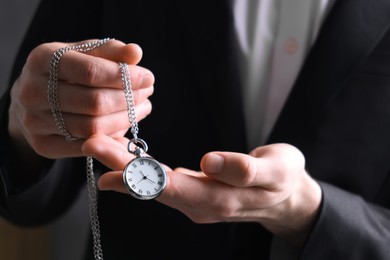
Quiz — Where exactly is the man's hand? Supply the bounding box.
[8,39,154,160]
[83,135,322,248]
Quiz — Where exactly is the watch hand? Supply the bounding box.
[145,177,155,184]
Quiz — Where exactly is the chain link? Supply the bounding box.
[47,38,113,260]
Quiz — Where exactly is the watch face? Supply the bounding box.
[123,157,167,200]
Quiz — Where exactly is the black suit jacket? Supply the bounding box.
[1,0,390,259]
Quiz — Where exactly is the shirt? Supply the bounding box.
[233,0,336,149]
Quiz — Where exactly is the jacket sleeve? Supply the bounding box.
[300,181,390,259]
[0,0,100,226]
[0,158,86,227]
[0,89,86,227]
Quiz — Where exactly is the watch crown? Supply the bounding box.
[134,146,144,157]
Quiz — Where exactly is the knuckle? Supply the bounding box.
[79,60,102,85]
[85,118,105,135]
[30,136,51,158]
[26,43,56,72]
[26,44,47,65]
[14,80,40,108]
[21,112,38,130]
[205,195,238,220]
[213,201,237,219]
[274,157,293,183]
[133,86,154,104]
[240,159,258,186]
[88,90,108,115]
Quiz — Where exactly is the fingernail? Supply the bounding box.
[205,154,224,173]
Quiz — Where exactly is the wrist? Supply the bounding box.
[261,172,322,248]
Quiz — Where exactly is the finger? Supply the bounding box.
[200,151,278,189]
[59,53,154,89]
[28,134,85,159]
[27,40,153,90]
[97,171,129,193]
[173,167,204,177]
[26,98,151,141]
[86,40,143,65]
[19,69,154,113]
[62,99,152,138]
[40,39,142,63]
[26,40,129,73]
[82,134,134,170]
[57,83,154,115]
[201,144,304,189]
[58,39,150,88]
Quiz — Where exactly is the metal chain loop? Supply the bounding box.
[119,62,139,140]
[48,38,112,142]
[86,156,104,260]
[48,39,149,260]
[47,38,113,260]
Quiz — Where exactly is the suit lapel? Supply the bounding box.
[268,0,390,144]
[174,1,248,151]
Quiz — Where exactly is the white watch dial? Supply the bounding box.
[123,157,167,200]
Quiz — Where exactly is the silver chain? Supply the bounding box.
[47,38,113,260]
[86,156,104,260]
[119,62,139,140]
[48,38,112,143]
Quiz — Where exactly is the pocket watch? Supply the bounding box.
[123,139,167,200]
[119,62,167,200]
